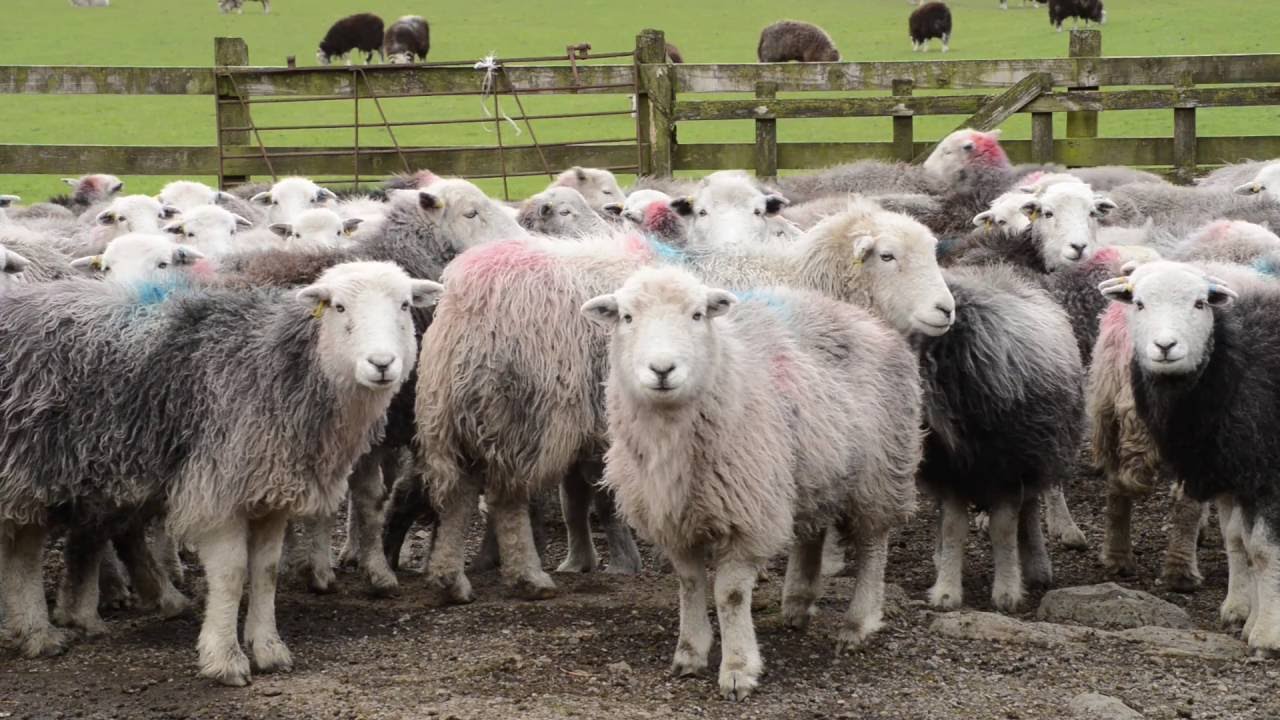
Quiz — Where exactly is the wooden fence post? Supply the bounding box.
[1173,71,1197,185]
[635,29,675,177]
[214,37,251,189]
[1031,112,1054,164]
[892,79,914,163]
[1066,29,1100,156]
[754,82,778,182]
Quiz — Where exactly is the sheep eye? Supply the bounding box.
[880,253,895,262]
[271,200,279,206]
[753,208,763,216]
[1135,300,1145,311]
[1195,299,1206,310]
[157,262,169,269]
[602,190,613,196]
[401,301,410,311]
[997,219,1007,226]
[187,232,195,239]
[1043,211,1054,219]
[697,209,708,217]
[559,209,572,216]
[692,311,703,321]
[622,313,633,324]
[102,267,111,274]
[334,303,346,313]
[464,209,479,219]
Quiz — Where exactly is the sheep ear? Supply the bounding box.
[232,214,254,229]
[539,203,554,217]
[172,246,205,266]
[581,294,620,326]
[409,279,445,308]
[1098,276,1134,303]
[164,222,185,236]
[268,223,292,239]
[1121,260,1141,277]
[1020,199,1043,220]
[973,210,995,228]
[96,210,118,226]
[316,188,338,203]
[108,181,124,195]
[0,195,20,208]
[342,218,363,235]
[297,284,332,312]
[70,255,103,274]
[852,234,876,264]
[215,191,238,205]
[705,289,737,318]
[670,197,694,217]
[573,166,588,182]
[1093,196,1118,218]
[1204,277,1238,307]
[62,178,78,188]
[160,205,181,220]
[1234,182,1262,196]
[987,129,1003,140]
[419,191,445,212]
[602,202,623,216]
[764,194,789,215]
[1,248,29,274]
[250,191,273,206]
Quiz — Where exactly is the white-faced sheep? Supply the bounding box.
[156,180,238,214]
[517,186,610,238]
[162,205,257,257]
[0,227,75,287]
[249,177,340,226]
[909,2,952,53]
[0,194,20,224]
[32,194,180,259]
[384,16,429,64]
[69,233,206,286]
[1048,0,1105,30]
[1229,162,1280,203]
[669,171,790,250]
[757,20,841,62]
[547,167,625,213]
[317,13,386,65]
[1196,161,1275,193]
[0,261,441,685]
[268,208,363,251]
[218,0,269,14]
[583,267,922,700]
[605,188,672,228]
[1099,260,1280,652]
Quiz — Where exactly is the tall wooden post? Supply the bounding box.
[1031,112,1054,164]
[214,37,251,189]
[892,79,915,163]
[1172,71,1197,185]
[1066,30,1100,158]
[635,29,675,177]
[754,82,778,182]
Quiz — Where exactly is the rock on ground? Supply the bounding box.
[1036,583,1192,630]
[929,611,1102,647]
[1069,692,1144,719]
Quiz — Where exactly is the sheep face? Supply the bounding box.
[583,267,735,407]
[157,180,235,214]
[1020,183,1116,270]
[1234,163,1280,203]
[73,233,205,285]
[63,174,124,205]
[1100,261,1237,376]
[269,208,359,250]
[165,205,252,257]
[387,52,414,65]
[518,187,600,237]
[974,191,1033,234]
[849,213,955,336]
[551,167,624,212]
[923,129,1007,182]
[671,172,788,249]
[0,244,30,288]
[297,261,443,390]
[415,179,528,250]
[96,195,180,237]
[250,177,338,225]
[0,194,18,225]
[614,189,672,226]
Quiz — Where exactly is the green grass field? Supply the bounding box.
[2,0,1279,202]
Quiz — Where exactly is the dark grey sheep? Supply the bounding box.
[910,2,952,52]
[317,13,385,65]
[1048,0,1105,31]
[384,15,429,64]
[757,20,840,63]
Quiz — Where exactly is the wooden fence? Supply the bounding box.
[2,29,1280,188]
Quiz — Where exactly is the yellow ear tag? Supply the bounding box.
[984,218,993,229]
[343,226,355,237]
[1029,210,1040,222]
[312,300,328,319]
[91,256,103,270]
[1123,282,1134,293]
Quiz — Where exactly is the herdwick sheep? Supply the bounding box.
[1069,166,1166,191]
[1048,0,1105,31]
[30,195,180,259]
[639,197,691,246]
[70,233,206,286]
[0,226,75,287]
[669,171,790,250]
[909,2,952,53]
[0,194,20,225]
[1231,163,1280,203]
[384,16,429,64]
[518,187,610,238]
[1100,260,1280,651]
[250,177,339,226]
[49,174,124,213]
[584,267,922,700]
[1103,182,1280,237]
[1197,161,1275,192]
[665,42,685,63]
[628,175,700,200]
[218,0,269,13]
[757,20,841,63]
[548,167,625,213]
[317,13,386,66]
[268,208,363,251]
[163,205,257,257]
[0,261,441,683]
[604,188,672,227]
[156,180,240,214]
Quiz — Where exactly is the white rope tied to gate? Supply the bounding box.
[474,53,522,135]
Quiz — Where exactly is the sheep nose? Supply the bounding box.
[935,303,953,321]
[1154,339,1178,357]
[367,353,396,374]
[649,362,676,379]
[1070,242,1087,254]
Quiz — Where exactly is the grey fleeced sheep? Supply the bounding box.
[1048,0,1105,31]
[584,266,922,701]
[384,16,429,64]
[757,20,840,63]
[0,226,74,287]
[909,2,952,53]
[0,262,441,685]
[48,174,124,214]
[1103,181,1280,236]
[547,167,625,213]
[317,13,386,66]
[517,186,610,238]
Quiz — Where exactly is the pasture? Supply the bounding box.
[2,0,1279,202]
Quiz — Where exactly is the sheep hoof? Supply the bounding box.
[781,598,817,631]
[926,584,963,611]
[425,572,473,606]
[512,575,558,601]
[99,587,136,611]
[306,567,338,595]
[156,591,193,619]
[1023,564,1054,590]
[719,667,758,702]
[671,659,705,678]
[249,636,294,674]
[991,588,1025,613]
[1159,568,1203,593]
[555,554,597,574]
[199,645,252,687]
[1220,598,1251,629]
[18,627,72,658]
[835,615,883,654]
[365,569,401,598]
[1100,552,1138,577]
[1049,527,1089,551]
[336,545,359,569]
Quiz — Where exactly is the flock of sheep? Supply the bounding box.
[3,130,1280,701]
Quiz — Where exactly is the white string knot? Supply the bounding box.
[474,53,521,135]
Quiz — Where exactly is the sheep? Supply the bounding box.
[628,175,699,200]
[1197,161,1275,192]
[757,20,840,63]
[1103,182,1280,236]
[317,13,386,66]
[517,186,610,238]
[162,205,257,257]
[383,16,429,64]
[548,167,624,213]
[267,208,363,250]
[1048,0,1105,31]
[0,226,75,287]
[69,0,109,7]
[49,174,124,213]
[1099,260,1280,652]
[962,181,1119,273]
[69,233,206,286]
[249,177,339,226]
[156,180,238,214]
[605,188,672,228]
[0,194,20,224]
[909,2,952,53]
[29,194,180,259]
[0,261,442,683]
[1174,219,1280,265]
[1230,162,1280,203]
[583,266,922,700]
[669,171,790,249]
[1068,166,1166,191]
[217,0,269,13]
[665,42,685,63]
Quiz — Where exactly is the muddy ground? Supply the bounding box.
[4,466,1279,720]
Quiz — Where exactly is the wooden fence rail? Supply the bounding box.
[1,29,1279,188]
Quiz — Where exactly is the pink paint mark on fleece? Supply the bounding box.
[1202,219,1236,242]
[769,352,797,395]
[642,200,683,241]
[412,169,440,188]
[1086,246,1122,268]
[189,257,220,282]
[967,131,1010,169]
[454,240,552,280]
[622,232,652,258]
[1022,170,1046,185]
[1097,302,1134,365]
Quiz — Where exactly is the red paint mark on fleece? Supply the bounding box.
[622,232,652,258]
[642,200,684,241]
[1097,302,1134,365]
[769,352,797,395]
[189,258,219,281]
[1086,246,1122,268]
[453,240,552,279]
[967,131,1010,169]
[1202,219,1235,242]
[1022,170,1046,185]
[412,169,440,188]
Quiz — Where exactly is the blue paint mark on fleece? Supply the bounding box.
[131,279,186,306]
[1253,256,1280,278]
[733,289,792,320]
[645,235,686,265]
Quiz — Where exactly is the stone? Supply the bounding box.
[606,661,633,676]
[1113,626,1248,661]
[929,611,1101,647]
[1037,583,1192,630]
[1069,693,1144,719]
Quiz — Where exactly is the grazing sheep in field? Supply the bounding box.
[250,177,339,226]
[757,20,840,62]
[1001,0,1047,7]
[1100,261,1280,651]
[69,0,109,7]
[585,267,922,700]
[665,42,685,63]
[549,167,625,213]
[49,174,124,213]
[1048,0,1105,30]
[69,233,205,286]
[0,262,441,683]
[518,187,610,238]
[268,208,363,250]
[317,13,386,66]
[162,205,256,257]
[910,2,952,52]
[384,16,429,64]
[218,0,269,14]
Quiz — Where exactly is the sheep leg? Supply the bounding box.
[97,540,135,610]
[52,528,109,637]
[668,549,711,677]
[491,498,557,600]
[1218,497,1252,628]
[245,510,293,674]
[781,528,827,631]
[1043,482,1088,550]
[989,501,1025,612]
[113,521,190,619]
[342,450,399,596]
[927,495,967,610]
[423,485,476,605]
[1160,491,1205,592]
[471,503,501,573]
[0,522,69,658]
[152,522,186,585]
[597,486,642,574]
[1244,516,1280,654]
[838,526,890,652]
[1101,491,1138,576]
[821,526,848,577]
[1242,511,1262,641]
[194,515,251,686]
[300,513,337,594]
[1019,495,1053,589]
[338,493,361,568]
[556,465,598,573]
[714,558,762,701]
[383,471,430,572]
